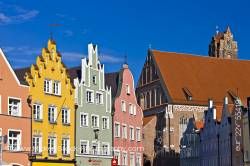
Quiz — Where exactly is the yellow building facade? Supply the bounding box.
[25,39,75,165]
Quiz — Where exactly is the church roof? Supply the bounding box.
[152,50,250,106]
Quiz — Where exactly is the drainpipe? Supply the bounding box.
[27,95,33,166]
[217,134,220,166]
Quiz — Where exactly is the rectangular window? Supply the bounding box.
[133,105,137,115]
[32,136,42,154]
[8,98,21,116]
[80,113,88,127]
[8,130,21,151]
[33,104,43,120]
[102,143,109,155]
[48,106,57,123]
[126,84,130,95]
[130,153,135,166]
[136,128,141,142]
[93,76,97,84]
[121,101,126,112]
[115,123,120,137]
[102,117,109,129]
[122,152,128,166]
[92,143,98,155]
[96,93,103,104]
[91,115,99,128]
[136,153,141,166]
[86,91,94,103]
[53,81,61,95]
[114,150,121,165]
[62,138,70,156]
[130,127,134,141]
[80,140,89,154]
[62,108,70,124]
[44,79,52,93]
[48,137,57,155]
[129,104,133,115]
[122,124,127,139]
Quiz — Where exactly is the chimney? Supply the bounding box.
[209,99,213,109]
[213,108,217,120]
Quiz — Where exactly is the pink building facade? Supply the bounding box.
[0,49,31,166]
[106,64,143,166]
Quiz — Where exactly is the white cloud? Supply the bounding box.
[0,2,39,25]
[2,46,40,55]
[100,54,124,64]
[62,52,85,61]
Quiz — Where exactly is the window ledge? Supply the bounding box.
[62,154,70,157]
[34,119,43,122]
[63,123,71,126]
[49,121,57,125]
[48,154,57,157]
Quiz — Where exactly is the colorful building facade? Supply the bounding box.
[71,44,113,166]
[20,39,75,165]
[0,48,31,166]
[105,64,144,166]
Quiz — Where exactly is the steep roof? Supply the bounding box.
[105,72,119,98]
[14,67,29,85]
[152,50,250,106]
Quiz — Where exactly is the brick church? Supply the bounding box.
[136,27,250,165]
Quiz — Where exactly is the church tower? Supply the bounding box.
[209,27,238,59]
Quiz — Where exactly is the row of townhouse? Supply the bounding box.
[0,38,143,166]
[180,96,250,166]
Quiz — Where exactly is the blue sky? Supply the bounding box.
[0,0,250,82]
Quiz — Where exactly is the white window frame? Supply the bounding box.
[53,81,61,95]
[80,112,89,127]
[86,90,94,103]
[102,142,110,155]
[62,138,70,156]
[126,84,130,95]
[80,140,89,154]
[102,116,109,129]
[96,92,103,104]
[8,129,21,151]
[130,152,135,166]
[8,97,22,116]
[129,126,135,141]
[121,100,126,112]
[114,122,121,138]
[32,136,42,154]
[114,150,121,165]
[122,151,128,166]
[62,108,70,124]
[129,103,133,115]
[33,103,43,121]
[44,79,52,94]
[48,106,57,123]
[136,127,141,142]
[91,114,99,128]
[48,137,57,155]
[91,142,99,155]
[133,105,137,115]
[136,153,142,166]
[122,124,127,139]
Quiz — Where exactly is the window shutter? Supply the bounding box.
[40,105,43,120]
[67,139,70,155]
[58,82,61,95]
[67,110,70,124]
[49,80,52,93]
[54,108,57,122]
[134,105,136,115]
[39,137,42,153]
[17,133,21,151]
[54,138,57,154]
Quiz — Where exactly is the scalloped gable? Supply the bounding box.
[24,39,75,91]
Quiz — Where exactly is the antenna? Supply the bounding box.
[48,23,62,39]
[124,54,127,65]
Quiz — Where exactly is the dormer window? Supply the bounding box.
[93,76,97,85]
[183,87,192,101]
[126,84,130,95]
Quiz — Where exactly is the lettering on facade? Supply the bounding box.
[234,99,242,152]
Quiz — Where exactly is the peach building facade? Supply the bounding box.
[0,48,31,166]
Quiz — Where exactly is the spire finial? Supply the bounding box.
[124,54,127,65]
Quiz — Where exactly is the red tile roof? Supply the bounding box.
[152,50,250,106]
